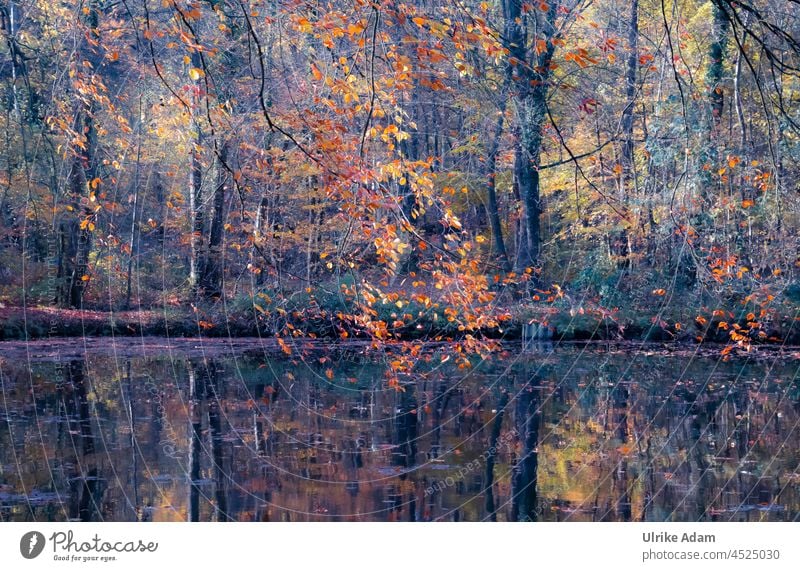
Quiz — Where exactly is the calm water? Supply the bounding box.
[1,339,799,522]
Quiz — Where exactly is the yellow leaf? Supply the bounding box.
[188,67,204,81]
[310,63,322,81]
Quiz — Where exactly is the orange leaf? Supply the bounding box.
[277,337,292,355]
[617,443,634,455]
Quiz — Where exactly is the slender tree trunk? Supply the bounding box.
[2,1,21,116]
[512,143,529,269]
[125,97,144,309]
[484,91,512,272]
[188,52,204,298]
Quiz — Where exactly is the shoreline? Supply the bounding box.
[1,305,798,346]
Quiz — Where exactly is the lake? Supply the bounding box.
[1,338,798,522]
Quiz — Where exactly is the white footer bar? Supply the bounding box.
[1,522,798,570]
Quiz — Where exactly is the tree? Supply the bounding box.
[57,0,101,308]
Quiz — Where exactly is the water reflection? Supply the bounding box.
[0,343,798,522]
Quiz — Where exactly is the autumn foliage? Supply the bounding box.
[0,0,798,356]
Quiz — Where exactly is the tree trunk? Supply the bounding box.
[699,1,730,200]
[621,0,639,188]
[707,4,729,127]
[616,0,639,268]
[124,97,144,309]
[484,90,512,272]
[188,51,204,298]
[200,142,228,299]
[59,3,99,308]
[504,0,558,273]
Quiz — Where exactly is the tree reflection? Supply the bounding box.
[60,360,103,521]
[2,348,799,522]
[511,382,540,522]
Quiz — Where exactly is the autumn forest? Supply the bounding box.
[0,0,799,348]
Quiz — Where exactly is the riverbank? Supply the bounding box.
[2,335,799,364]
[1,304,798,345]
